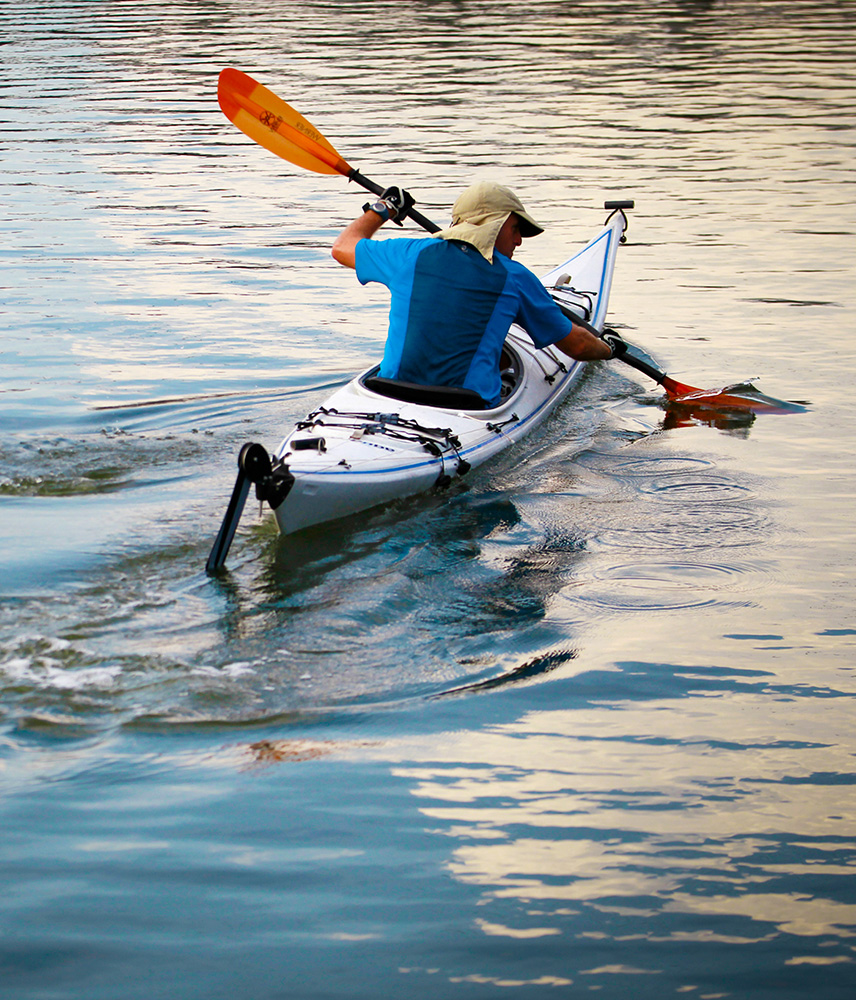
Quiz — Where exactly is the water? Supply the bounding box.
[2,1,856,996]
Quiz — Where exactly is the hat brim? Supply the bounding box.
[516,212,544,238]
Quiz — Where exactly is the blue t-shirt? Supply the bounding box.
[354,236,571,406]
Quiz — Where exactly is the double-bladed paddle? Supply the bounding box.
[207,69,803,572]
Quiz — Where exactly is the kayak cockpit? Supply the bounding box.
[361,372,489,410]
[358,341,524,412]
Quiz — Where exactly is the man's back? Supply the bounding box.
[332,179,613,402]
[356,236,567,405]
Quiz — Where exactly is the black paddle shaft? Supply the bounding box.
[348,168,441,234]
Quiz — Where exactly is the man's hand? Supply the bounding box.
[364,185,415,225]
[380,186,415,225]
[601,329,628,358]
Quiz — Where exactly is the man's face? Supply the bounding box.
[494,213,523,258]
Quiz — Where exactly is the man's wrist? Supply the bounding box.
[364,198,395,222]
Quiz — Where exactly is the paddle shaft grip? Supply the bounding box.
[348,169,441,234]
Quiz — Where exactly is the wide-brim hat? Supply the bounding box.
[435,180,544,261]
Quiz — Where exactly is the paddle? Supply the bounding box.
[218,67,440,234]
[549,295,802,412]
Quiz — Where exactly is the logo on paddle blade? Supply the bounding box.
[259,111,283,133]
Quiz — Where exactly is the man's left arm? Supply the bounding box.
[553,321,612,362]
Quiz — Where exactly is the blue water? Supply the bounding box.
[2,2,856,997]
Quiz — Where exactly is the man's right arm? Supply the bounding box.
[332,210,387,269]
[332,186,415,269]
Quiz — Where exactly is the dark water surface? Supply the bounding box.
[2,2,856,997]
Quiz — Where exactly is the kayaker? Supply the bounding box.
[332,179,621,408]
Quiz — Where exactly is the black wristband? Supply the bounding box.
[364,199,393,222]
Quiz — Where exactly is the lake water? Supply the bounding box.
[2,2,856,997]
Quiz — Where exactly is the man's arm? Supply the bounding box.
[332,186,415,269]
[554,321,613,361]
[332,210,387,270]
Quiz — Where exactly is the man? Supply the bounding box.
[332,180,621,408]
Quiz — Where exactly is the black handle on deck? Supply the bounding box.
[604,200,635,211]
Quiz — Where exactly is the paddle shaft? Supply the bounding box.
[614,351,673,389]
[348,168,441,234]
[549,293,695,396]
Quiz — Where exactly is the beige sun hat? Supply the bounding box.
[435,180,544,261]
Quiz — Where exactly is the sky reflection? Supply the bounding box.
[395,685,856,951]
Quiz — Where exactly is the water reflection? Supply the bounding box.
[662,402,757,433]
[394,678,856,969]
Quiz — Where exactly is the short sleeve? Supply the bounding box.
[354,237,428,288]
[512,265,572,349]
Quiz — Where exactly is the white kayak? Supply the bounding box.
[206,201,631,572]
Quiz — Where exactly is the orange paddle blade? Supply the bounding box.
[662,381,807,414]
[616,346,804,414]
[660,374,703,399]
[218,67,352,176]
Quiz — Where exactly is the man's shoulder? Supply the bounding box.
[355,235,431,282]
[360,235,433,257]
[497,253,545,292]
